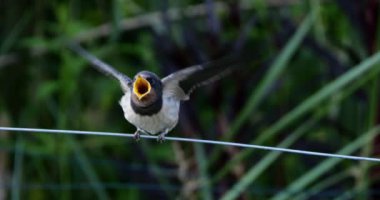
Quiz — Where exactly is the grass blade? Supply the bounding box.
[271,126,380,200]
[254,51,380,145]
[11,136,24,200]
[333,191,354,200]
[212,62,380,183]
[68,138,109,200]
[220,115,319,200]
[140,141,176,199]
[194,143,212,200]
[293,169,349,200]
[214,111,322,184]
[356,67,380,198]
[0,11,32,54]
[218,49,380,175]
[225,12,316,141]
[208,10,317,165]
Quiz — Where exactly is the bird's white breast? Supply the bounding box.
[119,91,180,135]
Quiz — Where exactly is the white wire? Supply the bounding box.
[0,126,379,162]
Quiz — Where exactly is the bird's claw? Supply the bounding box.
[134,130,141,141]
[157,134,166,143]
[134,130,167,142]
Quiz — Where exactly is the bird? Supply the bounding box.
[69,43,244,142]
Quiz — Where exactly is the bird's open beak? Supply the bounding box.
[133,75,151,100]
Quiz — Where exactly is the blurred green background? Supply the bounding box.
[1,0,380,199]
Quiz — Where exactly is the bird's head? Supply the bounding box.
[132,71,162,106]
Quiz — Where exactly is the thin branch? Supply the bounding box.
[0,0,301,68]
[74,0,300,42]
[0,126,379,162]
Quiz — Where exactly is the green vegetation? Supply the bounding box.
[0,0,380,199]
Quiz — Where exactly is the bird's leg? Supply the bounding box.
[157,130,169,143]
[134,129,142,141]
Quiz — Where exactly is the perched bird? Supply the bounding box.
[70,44,243,141]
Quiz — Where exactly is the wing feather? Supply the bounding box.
[69,43,132,92]
[162,53,242,100]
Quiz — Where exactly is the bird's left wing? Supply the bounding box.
[161,53,242,100]
[69,43,132,92]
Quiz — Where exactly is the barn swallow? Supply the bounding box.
[70,44,242,142]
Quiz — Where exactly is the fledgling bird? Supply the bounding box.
[70,44,242,142]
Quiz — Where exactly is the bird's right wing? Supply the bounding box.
[69,43,132,92]
[161,53,242,100]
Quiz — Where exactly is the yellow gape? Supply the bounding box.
[133,75,151,100]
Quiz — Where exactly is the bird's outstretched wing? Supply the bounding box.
[69,43,132,92]
[162,53,243,100]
